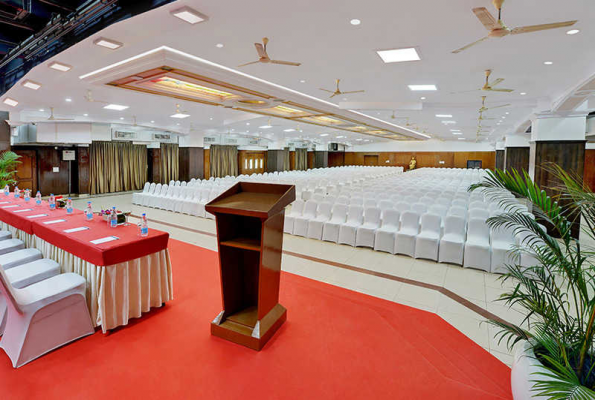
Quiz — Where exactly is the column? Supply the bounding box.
[503,135,530,173]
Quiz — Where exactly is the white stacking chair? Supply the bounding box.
[0,248,42,270]
[301,190,313,201]
[322,204,348,243]
[132,182,150,205]
[205,190,221,220]
[355,207,381,248]
[374,209,400,254]
[174,187,191,213]
[338,205,364,246]
[428,204,448,218]
[463,218,491,272]
[293,200,318,237]
[468,208,490,221]
[439,215,467,265]
[187,188,206,217]
[378,200,393,215]
[312,193,324,202]
[164,186,181,211]
[394,202,410,214]
[306,202,332,240]
[0,230,11,242]
[284,200,304,234]
[349,197,363,206]
[0,239,25,255]
[469,201,486,210]
[180,181,187,187]
[148,184,168,208]
[436,198,451,207]
[139,182,156,206]
[145,183,161,207]
[363,199,377,209]
[452,199,467,208]
[491,226,517,274]
[414,213,442,261]
[174,180,181,186]
[394,211,420,257]
[0,268,94,368]
[169,180,175,186]
[411,203,427,215]
[405,196,417,204]
[447,206,467,219]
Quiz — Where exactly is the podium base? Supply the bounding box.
[211,304,287,351]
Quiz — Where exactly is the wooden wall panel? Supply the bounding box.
[204,149,210,179]
[78,147,90,194]
[453,151,495,169]
[307,151,315,169]
[342,151,495,169]
[585,149,595,191]
[314,151,328,168]
[13,149,37,192]
[148,148,161,183]
[289,151,296,170]
[36,146,74,195]
[504,147,530,173]
[328,152,345,167]
[179,147,204,181]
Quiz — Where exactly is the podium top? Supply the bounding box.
[205,182,296,219]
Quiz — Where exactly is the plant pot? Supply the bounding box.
[511,341,553,399]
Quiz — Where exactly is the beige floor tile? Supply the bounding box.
[438,311,490,349]
[490,350,514,367]
[395,284,440,311]
[436,294,487,320]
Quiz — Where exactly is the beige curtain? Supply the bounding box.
[283,147,290,171]
[160,143,179,183]
[89,141,147,195]
[295,148,308,171]
[210,145,238,178]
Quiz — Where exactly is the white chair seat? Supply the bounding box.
[0,249,42,270]
[0,231,12,242]
[0,239,25,255]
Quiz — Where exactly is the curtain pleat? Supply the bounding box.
[89,141,148,195]
[295,148,308,171]
[159,143,179,183]
[283,147,290,171]
[209,145,238,178]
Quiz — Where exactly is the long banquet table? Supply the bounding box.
[0,195,172,332]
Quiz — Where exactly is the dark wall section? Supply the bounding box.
[504,147,530,173]
[0,112,10,151]
[179,147,204,181]
[315,151,328,168]
[495,150,504,170]
[78,147,90,194]
[266,150,285,172]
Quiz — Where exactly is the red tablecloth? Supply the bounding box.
[0,194,169,266]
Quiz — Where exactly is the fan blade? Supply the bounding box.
[255,43,267,58]
[451,36,489,54]
[329,93,338,98]
[319,88,334,93]
[237,60,260,67]
[511,20,577,35]
[472,7,499,31]
[486,103,511,110]
[270,60,301,66]
[486,88,514,92]
[450,89,481,95]
[489,78,504,87]
[341,90,365,94]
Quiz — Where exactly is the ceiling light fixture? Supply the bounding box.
[39,109,44,112]
[544,61,553,65]
[65,98,72,102]
[420,97,426,100]
[83,113,88,116]
[284,128,295,132]
[450,129,460,132]
[246,123,250,126]
[171,113,190,119]
[452,132,462,135]
[104,104,129,111]
[48,61,72,72]
[3,98,18,107]
[299,79,306,83]
[356,138,363,141]
[435,114,452,118]
[441,120,456,124]
[566,29,580,35]
[520,92,527,95]
[505,112,509,114]
[350,19,361,26]
[21,80,42,90]
[120,117,124,120]
[336,136,345,139]
[377,47,420,63]
[170,6,208,24]
[408,84,437,91]
[93,37,123,50]
[457,138,465,140]
[259,124,272,129]
[216,43,224,48]
[209,117,213,120]
[320,134,329,137]
[151,120,155,123]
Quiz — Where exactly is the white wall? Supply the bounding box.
[504,135,530,147]
[351,139,495,152]
[179,132,204,147]
[531,115,586,141]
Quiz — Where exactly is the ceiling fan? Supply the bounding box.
[45,107,74,121]
[452,0,577,53]
[83,90,110,104]
[320,79,365,98]
[238,37,301,67]
[453,70,514,94]
[479,95,511,112]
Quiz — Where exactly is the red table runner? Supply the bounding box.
[0,194,169,266]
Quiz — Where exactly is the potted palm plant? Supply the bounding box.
[470,166,595,399]
[0,151,21,188]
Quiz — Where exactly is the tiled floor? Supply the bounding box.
[74,193,521,366]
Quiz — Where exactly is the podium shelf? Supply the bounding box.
[225,306,258,328]
[220,237,261,252]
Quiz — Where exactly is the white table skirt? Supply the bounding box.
[1,223,173,332]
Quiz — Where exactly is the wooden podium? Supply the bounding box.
[205,182,295,350]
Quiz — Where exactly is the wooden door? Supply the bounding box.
[240,151,266,175]
[364,155,379,166]
[13,150,37,192]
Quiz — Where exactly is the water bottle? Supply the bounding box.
[85,201,93,221]
[49,194,56,210]
[13,186,19,198]
[139,213,149,237]
[3,185,8,196]
[66,197,73,214]
[35,191,42,206]
[24,189,30,202]
[110,207,118,228]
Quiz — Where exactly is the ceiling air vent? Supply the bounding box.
[153,133,171,140]
[204,136,217,143]
[113,131,137,139]
[225,138,238,145]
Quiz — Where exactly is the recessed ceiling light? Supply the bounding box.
[284,128,295,132]
[356,138,363,141]
[170,6,208,24]
[505,112,509,115]
[22,80,42,90]
[170,113,190,119]
[420,97,426,100]
[104,104,129,111]
[83,113,88,117]
[544,61,553,65]
[93,37,123,50]
[209,117,213,120]
[566,29,580,35]
[450,129,460,132]
[408,85,437,91]
[216,43,224,48]
[3,98,18,107]
[320,134,329,137]
[377,47,420,63]
[520,92,527,95]
[350,19,361,26]
[259,125,272,129]
[151,120,155,123]
[120,117,124,120]
[336,136,345,139]
[176,123,180,126]
[441,120,456,124]
[48,61,72,72]
[299,79,306,83]
[452,132,462,135]
[435,114,452,118]
[457,138,465,140]
[65,98,72,102]
[39,108,45,112]
[246,122,250,126]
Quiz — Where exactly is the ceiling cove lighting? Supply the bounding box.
[567,29,580,35]
[22,80,41,90]
[94,37,123,50]
[408,84,437,91]
[3,98,18,107]
[435,114,452,118]
[48,61,72,72]
[104,104,129,111]
[170,6,208,24]
[170,113,190,119]
[376,47,420,64]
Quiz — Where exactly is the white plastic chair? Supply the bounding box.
[363,199,377,209]
[307,202,332,240]
[164,186,181,211]
[336,196,349,205]
[491,226,517,274]
[374,209,400,254]
[322,204,348,243]
[355,207,381,248]
[293,200,318,237]
[438,215,467,265]
[132,182,150,205]
[447,206,467,219]
[148,184,168,208]
[469,201,486,210]
[428,204,448,218]
[144,183,160,207]
[338,205,364,246]
[468,208,490,221]
[395,202,410,213]
[0,268,94,368]
[414,213,442,261]
[451,199,467,208]
[411,203,427,215]
[463,218,491,272]
[394,211,420,257]
[284,200,304,234]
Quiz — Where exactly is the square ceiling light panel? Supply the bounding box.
[48,62,72,72]
[376,47,420,63]
[104,104,129,111]
[170,6,209,24]
[22,80,42,90]
[408,85,437,91]
[94,37,123,50]
[3,98,18,107]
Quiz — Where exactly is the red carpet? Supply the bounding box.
[0,239,512,399]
